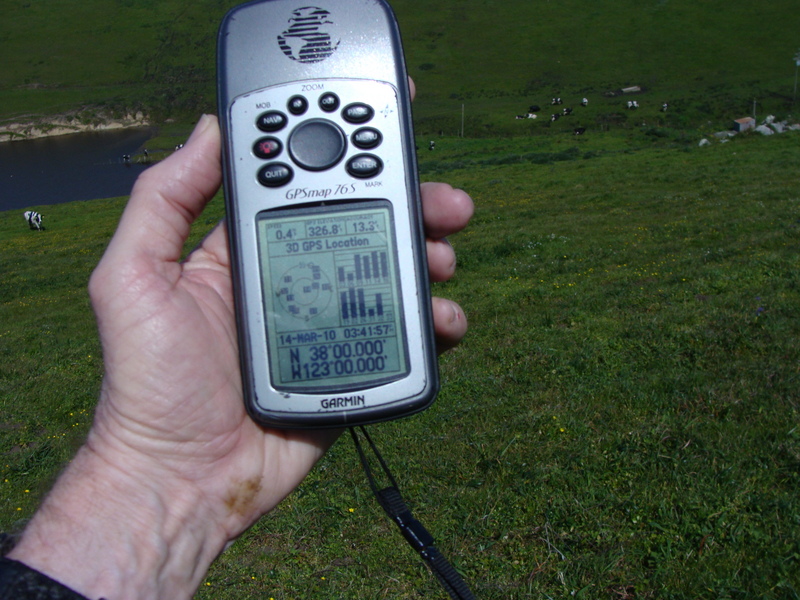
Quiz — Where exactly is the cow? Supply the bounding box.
[573,127,586,135]
[562,107,573,116]
[529,104,541,113]
[581,98,588,107]
[24,211,44,231]
[428,141,436,151]
[660,102,669,112]
[550,113,561,122]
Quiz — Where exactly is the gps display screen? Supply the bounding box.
[256,201,409,391]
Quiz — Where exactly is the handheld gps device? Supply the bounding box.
[217,0,437,428]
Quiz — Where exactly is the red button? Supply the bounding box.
[253,137,283,159]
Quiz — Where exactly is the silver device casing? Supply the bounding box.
[217,0,438,428]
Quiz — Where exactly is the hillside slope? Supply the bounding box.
[1,0,797,133]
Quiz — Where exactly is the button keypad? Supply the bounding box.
[319,92,340,112]
[352,127,382,150]
[342,103,374,124]
[256,111,287,132]
[257,163,293,187]
[253,137,283,160]
[347,154,383,178]
[287,95,308,116]
[250,89,386,188]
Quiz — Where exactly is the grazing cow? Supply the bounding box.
[550,113,561,122]
[627,100,639,110]
[551,97,563,105]
[581,98,588,107]
[573,127,586,135]
[529,105,541,113]
[24,211,43,231]
[428,141,436,151]
[562,107,573,116]
[661,102,669,112]
[527,113,538,119]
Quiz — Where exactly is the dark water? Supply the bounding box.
[0,127,155,213]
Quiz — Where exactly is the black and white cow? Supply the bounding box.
[24,211,44,230]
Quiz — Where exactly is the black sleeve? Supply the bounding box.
[0,557,92,600]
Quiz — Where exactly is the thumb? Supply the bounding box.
[104,114,222,268]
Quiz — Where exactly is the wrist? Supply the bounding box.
[8,440,227,600]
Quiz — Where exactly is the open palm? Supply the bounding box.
[86,114,472,539]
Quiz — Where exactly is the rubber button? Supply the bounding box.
[347,154,383,178]
[342,103,374,124]
[287,95,308,115]
[352,127,382,149]
[288,119,347,171]
[253,137,283,160]
[256,111,287,132]
[319,92,340,112]
[257,163,293,187]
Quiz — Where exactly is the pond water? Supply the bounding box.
[0,127,155,213]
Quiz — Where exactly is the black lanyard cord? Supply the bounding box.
[349,426,477,600]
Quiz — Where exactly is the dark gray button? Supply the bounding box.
[257,163,293,187]
[256,111,287,132]
[352,127,382,149]
[288,95,308,115]
[347,154,383,178]
[288,119,347,171]
[342,103,374,124]
[319,92,340,112]
[253,137,283,160]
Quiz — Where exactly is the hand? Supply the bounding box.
[9,114,473,600]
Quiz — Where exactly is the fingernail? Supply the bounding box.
[447,299,460,323]
[189,114,215,140]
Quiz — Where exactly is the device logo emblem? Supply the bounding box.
[278,7,340,64]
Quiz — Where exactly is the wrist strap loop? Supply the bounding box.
[349,426,477,600]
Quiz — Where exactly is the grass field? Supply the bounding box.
[2,0,800,596]
[2,126,799,598]
[2,0,799,133]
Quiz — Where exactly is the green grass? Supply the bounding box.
[3,0,800,596]
[2,0,799,131]
[3,129,799,598]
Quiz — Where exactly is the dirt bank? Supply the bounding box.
[0,111,150,142]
